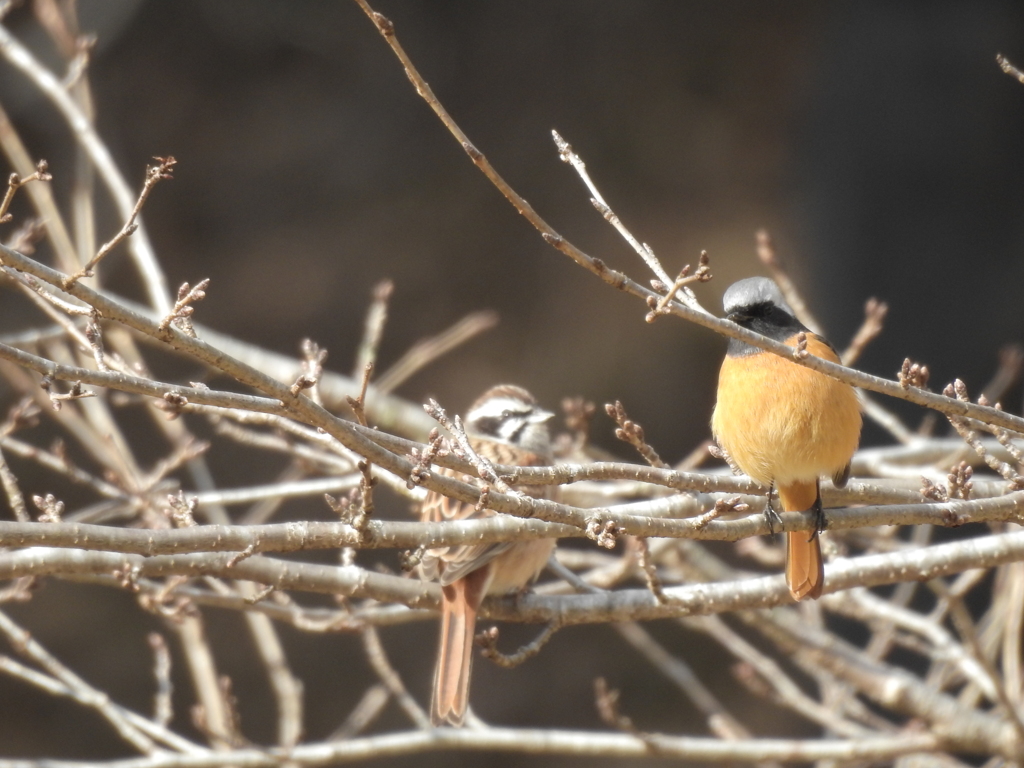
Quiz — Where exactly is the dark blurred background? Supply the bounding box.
[2,1,1024,764]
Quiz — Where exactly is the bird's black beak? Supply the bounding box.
[727,311,750,324]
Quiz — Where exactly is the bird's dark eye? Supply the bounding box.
[501,409,513,419]
[473,416,502,436]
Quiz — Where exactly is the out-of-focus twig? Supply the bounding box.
[0,24,172,311]
[997,54,1024,85]
[841,297,889,366]
[0,608,157,753]
[353,279,393,381]
[148,633,173,728]
[755,230,822,335]
[375,309,498,394]
[0,159,51,223]
[361,625,430,729]
[0,444,27,521]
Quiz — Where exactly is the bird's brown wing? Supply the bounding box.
[419,438,549,587]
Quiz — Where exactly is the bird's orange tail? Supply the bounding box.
[778,481,823,601]
[431,571,488,726]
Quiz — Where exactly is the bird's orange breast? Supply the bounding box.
[711,335,861,487]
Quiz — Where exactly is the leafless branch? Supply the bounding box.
[375,309,498,394]
[841,297,889,366]
[997,53,1024,85]
[0,5,1022,764]
[62,157,174,287]
[0,608,158,753]
[157,277,208,338]
[0,23,172,311]
[353,279,392,381]
[0,159,51,223]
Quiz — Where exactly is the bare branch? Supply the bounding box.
[0,23,172,310]
[147,633,173,728]
[0,444,27,521]
[2,528,1024,627]
[2,6,1024,763]
[841,297,889,366]
[0,723,948,764]
[361,625,430,729]
[320,22,1024,437]
[375,309,498,394]
[157,278,209,339]
[997,53,1024,85]
[353,279,392,380]
[241,598,304,747]
[0,608,157,753]
[645,252,713,323]
[0,159,51,224]
[477,621,561,669]
[605,400,667,469]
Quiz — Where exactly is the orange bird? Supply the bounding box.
[712,277,861,600]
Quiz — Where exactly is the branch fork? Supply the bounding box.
[64,156,177,289]
[0,160,51,224]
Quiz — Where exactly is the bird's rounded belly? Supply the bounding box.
[712,352,860,486]
[487,539,556,595]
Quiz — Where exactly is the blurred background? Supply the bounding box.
[2,1,1024,764]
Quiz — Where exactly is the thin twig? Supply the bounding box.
[157,277,208,337]
[0,608,157,753]
[353,279,393,381]
[944,380,1023,485]
[615,621,753,740]
[329,684,390,740]
[0,101,79,273]
[550,128,717,319]
[360,624,430,729]
[755,229,822,334]
[63,156,175,288]
[424,397,511,494]
[241,595,304,747]
[604,400,667,469]
[291,338,327,404]
[333,21,1024,437]
[147,633,173,728]
[997,54,1024,85]
[0,444,27,521]
[375,309,498,394]
[0,159,51,223]
[0,23,172,309]
[476,621,561,668]
[645,252,712,323]
[346,362,377,535]
[551,129,667,284]
[930,580,1024,746]
[841,297,889,366]
[173,613,238,750]
[635,536,668,604]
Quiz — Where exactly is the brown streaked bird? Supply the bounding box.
[711,277,861,601]
[419,384,557,727]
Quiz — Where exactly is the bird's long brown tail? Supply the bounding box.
[432,569,489,726]
[778,480,823,601]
